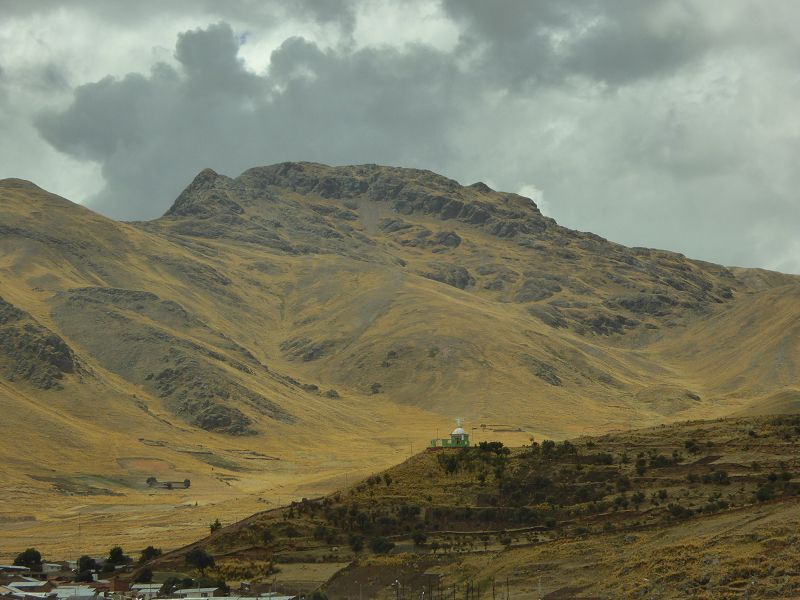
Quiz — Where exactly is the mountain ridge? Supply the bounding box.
[0,162,798,557]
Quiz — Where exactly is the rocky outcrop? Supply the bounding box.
[422,263,475,290]
[606,293,679,316]
[0,296,76,390]
[51,287,293,434]
[520,354,562,386]
[165,169,242,218]
[174,163,556,246]
[280,336,338,362]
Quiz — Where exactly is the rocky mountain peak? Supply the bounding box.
[165,168,240,218]
[161,162,554,244]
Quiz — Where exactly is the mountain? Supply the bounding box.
[0,163,798,558]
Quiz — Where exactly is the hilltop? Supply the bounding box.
[148,414,800,598]
[0,163,799,556]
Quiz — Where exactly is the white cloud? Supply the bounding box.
[0,1,798,273]
[518,184,549,216]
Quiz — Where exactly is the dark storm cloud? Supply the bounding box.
[0,0,356,29]
[7,1,800,271]
[443,0,712,86]
[36,22,458,219]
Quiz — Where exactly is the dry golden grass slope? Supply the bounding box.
[0,162,798,558]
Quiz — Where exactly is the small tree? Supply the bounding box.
[411,530,427,547]
[14,548,42,571]
[138,546,162,565]
[134,568,153,583]
[369,536,395,554]
[348,534,364,552]
[210,519,222,534]
[78,555,97,573]
[108,546,129,565]
[185,548,215,574]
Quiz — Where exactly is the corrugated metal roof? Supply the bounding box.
[130,584,162,591]
[51,586,96,599]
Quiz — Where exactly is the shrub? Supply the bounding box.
[756,484,775,502]
[185,548,215,573]
[284,526,300,538]
[368,536,395,553]
[411,530,427,546]
[478,441,508,455]
[667,503,693,519]
[210,519,222,534]
[348,534,364,552]
[703,471,730,485]
[134,568,153,583]
[138,546,162,565]
[108,546,129,565]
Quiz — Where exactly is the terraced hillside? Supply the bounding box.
[151,414,800,598]
[0,162,798,557]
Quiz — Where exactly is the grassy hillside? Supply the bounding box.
[154,414,800,598]
[0,163,798,558]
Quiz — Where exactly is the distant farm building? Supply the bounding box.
[145,477,190,490]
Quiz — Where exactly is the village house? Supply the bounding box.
[128,584,161,600]
[0,567,31,580]
[3,579,55,593]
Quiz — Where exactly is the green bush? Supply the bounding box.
[14,548,42,571]
[134,568,153,583]
[348,534,364,552]
[368,536,395,553]
[185,547,215,572]
[138,546,162,565]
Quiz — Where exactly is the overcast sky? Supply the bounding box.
[1,1,799,273]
